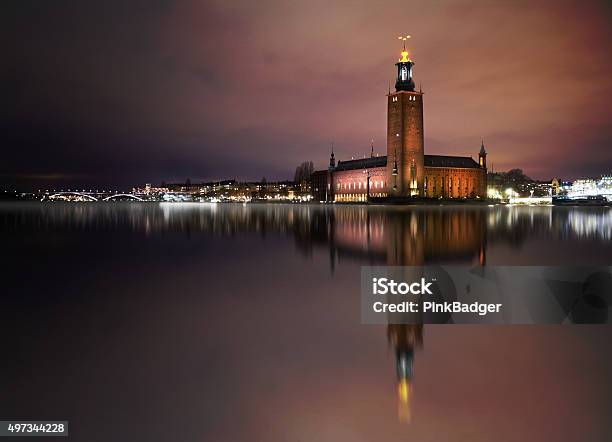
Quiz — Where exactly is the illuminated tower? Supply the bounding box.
[478,140,488,198]
[327,144,336,202]
[387,36,425,197]
[479,139,487,169]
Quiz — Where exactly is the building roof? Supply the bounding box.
[334,156,387,171]
[311,169,329,176]
[325,153,481,173]
[424,155,480,169]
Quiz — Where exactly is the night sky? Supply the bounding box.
[3,0,612,189]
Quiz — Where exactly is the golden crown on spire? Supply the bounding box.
[397,35,412,62]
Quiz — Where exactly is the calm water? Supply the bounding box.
[1,202,611,441]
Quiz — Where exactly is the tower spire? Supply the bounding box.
[478,138,487,169]
[398,35,411,51]
[371,139,374,157]
[395,35,415,92]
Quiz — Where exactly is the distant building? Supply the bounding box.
[551,178,560,196]
[159,179,306,202]
[312,43,487,202]
[565,176,612,200]
[133,184,169,195]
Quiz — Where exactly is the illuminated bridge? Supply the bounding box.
[44,191,146,202]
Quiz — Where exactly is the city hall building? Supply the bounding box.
[312,44,487,202]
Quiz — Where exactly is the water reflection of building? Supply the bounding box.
[322,206,488,268]
[9,203,612,423]
[314,207,485,422]
[18,202,609,246]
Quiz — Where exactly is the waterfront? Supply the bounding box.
[1,202,611,441]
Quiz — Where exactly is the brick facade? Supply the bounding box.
[319,164,487,202]
[423,167,487,198]
[333,166,387,202]
[387,91,424,196]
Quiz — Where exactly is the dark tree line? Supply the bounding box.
[294,161,314,187]
[501,168,532,184]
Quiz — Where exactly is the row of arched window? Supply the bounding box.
[336,180,387,191]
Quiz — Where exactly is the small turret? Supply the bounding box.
[479,139,487,169]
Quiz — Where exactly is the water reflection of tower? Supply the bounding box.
[380,209,486,422]
[387,210,425,266]
[387,324,423,422]
[383,209,489,266]
[304,207,487,420]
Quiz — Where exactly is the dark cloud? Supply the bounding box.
[2,0,611,189]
